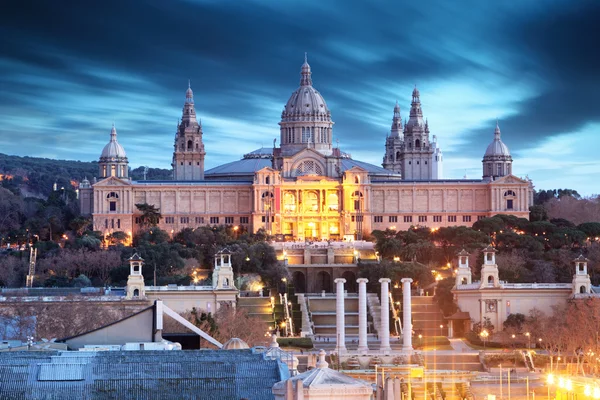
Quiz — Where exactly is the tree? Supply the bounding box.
[577,222,600,240]
[107,231,128,246]
[433,277,457,317]
[195,307,269,347]
[529,205,548,222]
[135,203,161,227]
[0,187,23,234]
[503,313,526,332]
[69,217,91,237]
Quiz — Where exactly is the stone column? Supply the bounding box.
[379,278,392,353]
[357,278,369,354]
[334,278,346,353]
[402,278,413,353]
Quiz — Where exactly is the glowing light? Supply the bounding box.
[585,385,592,396]
[558,377,565,388]
[546,374,554,385]
[393,256,400,262]
[233,226,239,231]
[566,379,573,391]
[593,386,600,398]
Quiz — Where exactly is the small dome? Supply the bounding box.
[484,122,511,158]
[222,338,249,350]
[100,125,127,160]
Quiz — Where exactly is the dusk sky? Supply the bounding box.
[1,0,599,194]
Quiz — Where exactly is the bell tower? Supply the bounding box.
[572,255,591,295]
[172,82,206,180]
[479,245,500,289]
[455,249,472,286]
[399,87,434,180]
[382,101,403,174]
[213,249,235,290]
[126,253,145,299]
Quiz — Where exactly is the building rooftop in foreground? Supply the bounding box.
[0,349,284,400]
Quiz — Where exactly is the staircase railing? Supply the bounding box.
[296,294,313,337]
[389,292,402,337]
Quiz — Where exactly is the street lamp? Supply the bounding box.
[418,334,423,348]
[440,324,444,337]
[480,329,489,350]
[525,332,531,349]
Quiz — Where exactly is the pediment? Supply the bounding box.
[345,166,368,173]
[490,174,528,185]
[256,166,278,174]
[93,176,132,187]
[289,148,326,163]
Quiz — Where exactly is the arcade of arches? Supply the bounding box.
[289,266,357,293]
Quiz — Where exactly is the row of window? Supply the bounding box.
[178,161,201,166]
[283,126,331,144]
[134,216,250,225]
[105,219,121,229]
[372,215,485,224]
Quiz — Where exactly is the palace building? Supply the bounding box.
[79,56,533,239]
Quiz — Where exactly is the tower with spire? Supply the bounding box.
[382,101,404,174]
[383,87,436,179]
[172,82,206,180]
[482,121,512,180]
[99,124,129,179]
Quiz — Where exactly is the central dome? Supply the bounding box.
[281,55,331,123]
[278,55,334,156]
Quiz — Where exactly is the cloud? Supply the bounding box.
[0,0,598,194]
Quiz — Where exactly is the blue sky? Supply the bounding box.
[1,0,599,194]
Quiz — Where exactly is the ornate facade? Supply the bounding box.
[80,56,534,240]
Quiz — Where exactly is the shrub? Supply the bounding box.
[276,337,313,349]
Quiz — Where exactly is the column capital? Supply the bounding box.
[334,278,346,284]
[401,278,413,284]
[357,278,369,284]
[379,278,392,284]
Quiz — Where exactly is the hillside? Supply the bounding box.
[0,153,171,197]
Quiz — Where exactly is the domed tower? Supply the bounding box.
[99,124,128,179]
[278,54,334,156]
[382,101,404,174]
[172,82,206,180]
[399,87,434,180]
[482,121,512,180]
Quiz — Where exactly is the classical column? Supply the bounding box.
[357,278,369,354]
[402,278,413,353]
[379,278,392,353]
[334,278,346,353]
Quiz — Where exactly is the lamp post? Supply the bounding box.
[525,332,531,349]
[440,324,444,337]
[480,329,489,350]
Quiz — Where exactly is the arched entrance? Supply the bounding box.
[316,271,332,293]
[342,271,357,292]
[293,271,306,293]
[133,289,139,297]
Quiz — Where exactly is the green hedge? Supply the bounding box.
[277,337,314,349]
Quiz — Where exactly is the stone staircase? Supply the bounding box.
[237,296,274,328]
[367,292,382,336]
[412,296,447,337]
[307,295,359,336]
